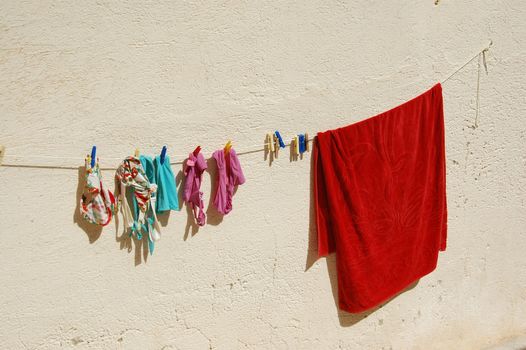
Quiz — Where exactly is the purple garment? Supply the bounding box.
[183,152,208,226]
[212,148,246,215]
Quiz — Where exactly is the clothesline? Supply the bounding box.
[0,139,309,170]
[0,41,492,170]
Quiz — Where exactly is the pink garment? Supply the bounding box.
[212,148,246,215]
[183,151,208,226]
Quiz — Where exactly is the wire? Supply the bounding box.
[0,41,491,170]
[1,139,313,170]
[441,40,492,84]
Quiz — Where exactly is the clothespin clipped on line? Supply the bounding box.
[160,146,167,164]
[265,133,274,152]
[291,133,310,158]
[193,146,201,156]
[300,133,310,155]
[224,140,232,154]
[90,146,97,168]
[265,133,279,160]
[134,148,140,157]
[0,145,5,166]
[293,136,300,156]
[270,130,286,158]
[275,131,286,148]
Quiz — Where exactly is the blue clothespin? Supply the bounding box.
[160,146,167,164]
[274,131,286,148]
[90,146,96,167]
[298,134,306,154]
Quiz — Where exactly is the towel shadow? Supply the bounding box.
[176,162,201,240]
[326,254,420,327]
[305,149,318,271]
[74,166,103,243]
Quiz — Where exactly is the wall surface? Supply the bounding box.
[1,1,525,349]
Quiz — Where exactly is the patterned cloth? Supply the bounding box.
[116,156,160,250]
[116,157,157,213]
[79,156,116,226]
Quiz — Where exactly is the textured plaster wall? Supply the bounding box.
[1,1,525,349]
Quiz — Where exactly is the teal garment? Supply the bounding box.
[140,155,156,186]
[154,155,179,213]
[131,155,157,255]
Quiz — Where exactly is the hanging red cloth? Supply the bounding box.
[314,83,447,313]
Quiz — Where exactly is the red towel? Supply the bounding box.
[314,83,447,313]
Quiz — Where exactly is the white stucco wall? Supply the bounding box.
[1,1,525,349]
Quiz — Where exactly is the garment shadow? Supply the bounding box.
[176,161,201,240]
[205,157,224,226]
[305,140,419,326]
[305,145,318,271]
[74,166,103,243]
[113,176,148,266]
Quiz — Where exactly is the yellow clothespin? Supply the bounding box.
[273,134,279,158]
[294,136,300,156]
[224,140,232,155]
[134,148,140,157]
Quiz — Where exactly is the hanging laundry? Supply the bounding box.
[136,155,163,254]
[314,83,447,313]
[212,147,246,215]
[79,156,116,226]
[183,149,208,226]
[115,156,161,254]
[154,154,179,213]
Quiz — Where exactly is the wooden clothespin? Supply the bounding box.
[294,136,300,156]
[268,133,275,153]
[134,148,140,157]
[273,134,279,158]
[305,133,310,152]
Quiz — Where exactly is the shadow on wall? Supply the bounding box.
[112,174,149,266]
[74,164,152,266]
[304,140,420,327]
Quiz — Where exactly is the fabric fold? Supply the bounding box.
[154,155,179,213]
[212,148,245,215]
[183,151,208,226]
[314,83,447,313]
